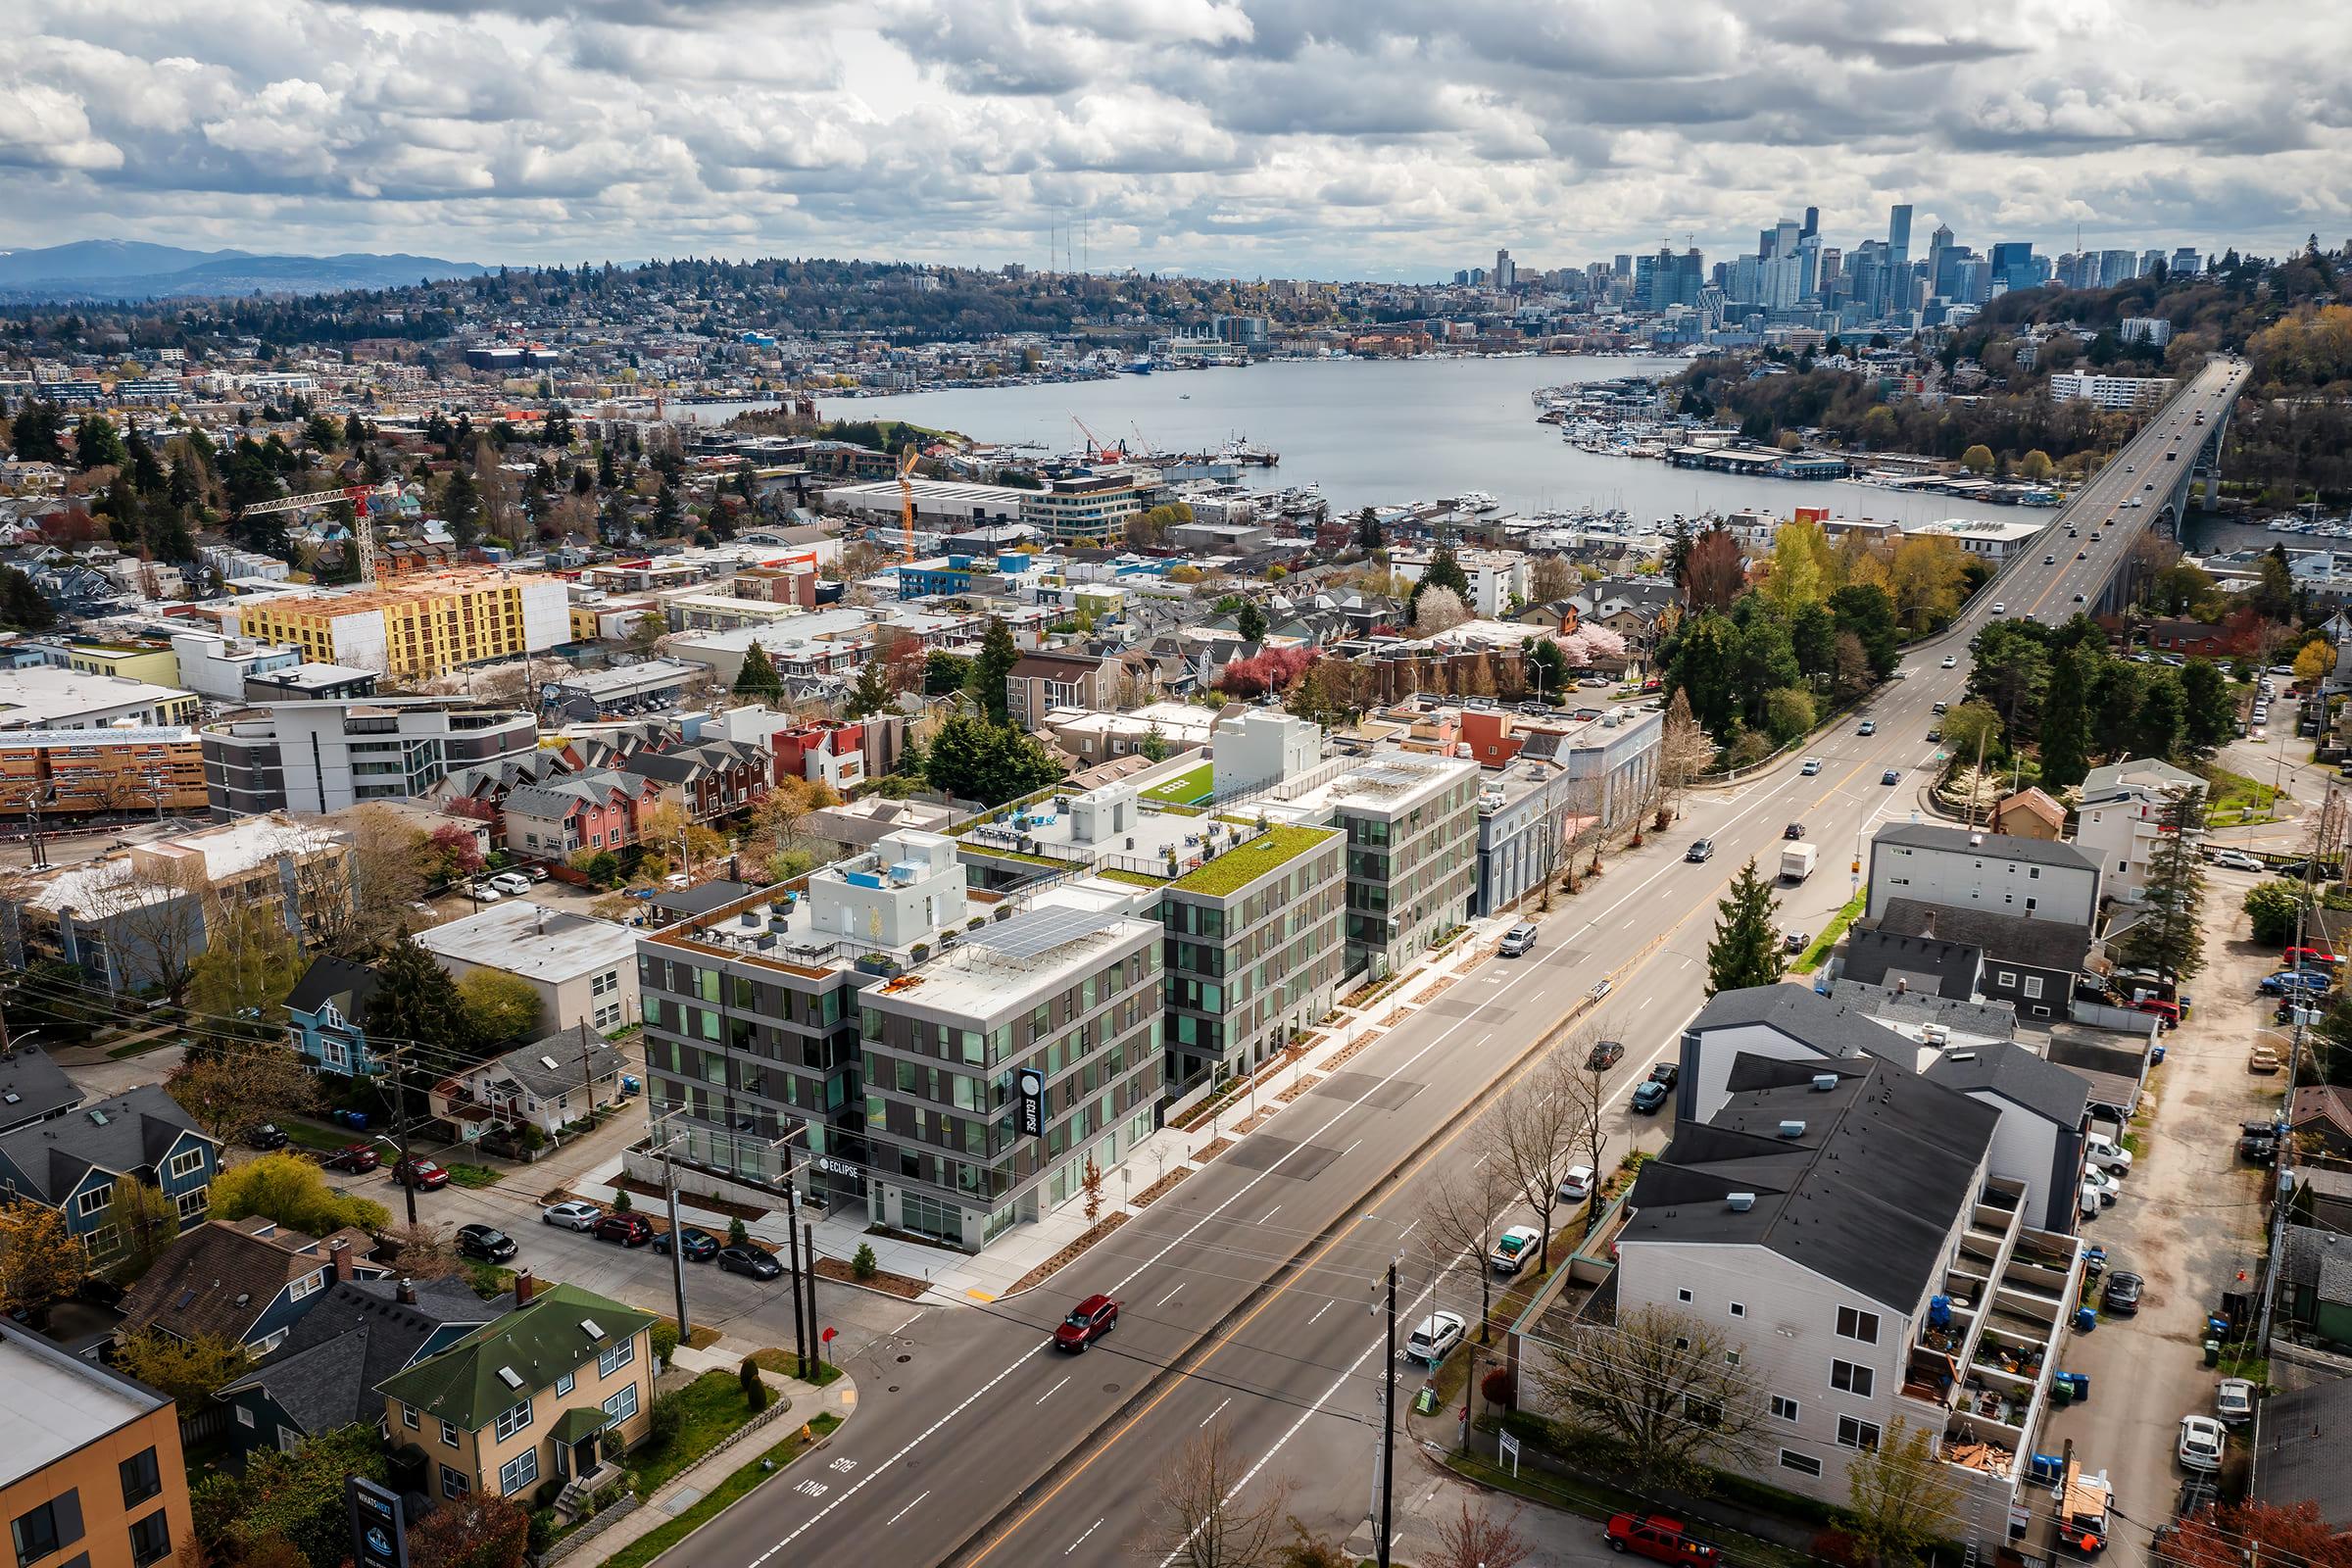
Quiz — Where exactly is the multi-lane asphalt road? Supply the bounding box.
[664,361,2245,1568]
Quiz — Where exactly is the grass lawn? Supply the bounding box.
[103,1032,181,1060]
[2207,766,2281,827]
[1792,894,1864,975]
[463,1261,516,1300]
[445,1163,503,1189]
[1169,825,1339,896]
[751,1348,844,1386]
[604,1412,841,1568]
[270,1118,354,1153]
[628,1371,768,1497]
[1140,762,1214,806]
[1445,1453,1815,1568]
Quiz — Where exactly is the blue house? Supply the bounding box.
[284,956,388,1077]
[0,1086,219,1267]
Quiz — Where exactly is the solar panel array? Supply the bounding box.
[963,906,1118,961]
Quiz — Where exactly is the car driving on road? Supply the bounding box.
[1055,1293,1120,1349]
[1685,839,1713,862]
[1586,1040,1625,1070]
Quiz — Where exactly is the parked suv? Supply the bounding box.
[594,1212,654,1248]
[486,871,532,896]
[1054,1294,1120,1350]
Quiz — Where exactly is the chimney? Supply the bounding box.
[1921,911,1936,941]
[329,1236,354,1283]
[397,1277,417,1306]
[514,1267,536,1306]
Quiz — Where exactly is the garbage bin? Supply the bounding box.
[2203,1339,2221,1367]
[2050,1378,2074,1407]
[2069,1371,2091,1401]
[2075,1306,2097,1333]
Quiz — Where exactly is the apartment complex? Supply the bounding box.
[0,665,200,730]
[1263,745,1480,975]
[0,727,208,815]
[1020,473,1141,544]
[0,1320,192,1568]
[203,698,539,815]
[2046,370,2171,411]
[2072,757,2203,905]
[415,903,641,1037]
[230,570,570,680]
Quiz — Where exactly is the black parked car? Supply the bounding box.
[656,1226,719,1261]
[717,1245,782,1280]
[2102,1271,2144,1315]
[245,1123,291,1151]
[455,1223,516,1263]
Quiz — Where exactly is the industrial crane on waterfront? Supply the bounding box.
[897,444,921,564]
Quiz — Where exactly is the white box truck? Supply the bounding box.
[1780,843,1819,882]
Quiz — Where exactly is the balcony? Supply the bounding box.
[1929,1216,2082,1490]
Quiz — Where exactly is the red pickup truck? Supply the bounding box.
[1605,1513,1722,1563]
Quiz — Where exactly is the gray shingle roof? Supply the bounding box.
[485,1023,626,1102]
[1686,984,1921,1069]
[1923,1041,2092,1128]
[117,1216,379,1346]
[285,956,381,1024]
[0,1046,82,1134]
[221,1276,507,1438]
[2251,1377,2352,1529]
[1624,1053,1998,1309]
[1874,821,2102,873]
[0,1085,210,1207]
[1840,929,1982,999]
[1875,899,2094,970]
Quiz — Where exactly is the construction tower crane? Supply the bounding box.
[897,444,921,564]
[238,482,399,583]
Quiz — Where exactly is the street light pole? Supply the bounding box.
[1378,1258,1396,1568]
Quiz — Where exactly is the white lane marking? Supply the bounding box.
[888,1311,923,1337]
[1306,1301,1331,1326]
[1396,1218,1420,1242]
[747,1343,1050,1562]
[1067,1519,1105,1556]
[1035,1375,1070,1406]
[1638,994,1653,1010]
[883,1491,929,1527]
[1157,1284,1184,1307]
[1198,1396,1232,1429]
[1260,1206,1282,1225]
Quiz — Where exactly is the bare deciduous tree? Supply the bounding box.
[1143,1420,1298,1568]
[1533,1303,1764,1491]
[1423,1500,1537,1568]
[318,807,428,954]
[1655,690,1715,828]
[1417,1152,1517,1344]
[1492,1040,1592,1273]
[89,858,211,1004]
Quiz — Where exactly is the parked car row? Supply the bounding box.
[539,1200,779,1277]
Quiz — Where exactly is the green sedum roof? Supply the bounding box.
[376,1281,657,1431]
[1168,825,1339,898]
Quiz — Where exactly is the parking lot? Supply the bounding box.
[2038,871,2277,1549]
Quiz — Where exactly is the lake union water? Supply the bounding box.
[710,356,2029,528]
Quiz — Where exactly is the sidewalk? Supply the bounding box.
[558,1347,858,1568]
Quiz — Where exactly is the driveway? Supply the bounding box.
[2037,873,2276,1545]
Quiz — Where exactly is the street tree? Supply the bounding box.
[1533,1303,1763,1491]
[1423,1502,1536,1568]
[1491,1043,1591,1273]
[166,1041,315,1145]
[1416,1152,1517,1344]
[1704,858,1785,997]
[1937,700,2003,768]
[1145,1419,1298,1568]
[1844,1419,1963,1568]
[2114,785,2208,983]
[1655,690,1714,826]
[211,1152,391,1236]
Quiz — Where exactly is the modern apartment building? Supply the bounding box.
[203,698,539,815]
[2045,371,2170,412]
[1020,473,1141,544]
[0,665,200,730]
[0,1320,193,1568]
[1263,747,1480,976]
[1865,822,2103,927]
[0,727,208,815]
[230,569,570,680]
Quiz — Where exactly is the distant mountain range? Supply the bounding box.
[0,240,492,303]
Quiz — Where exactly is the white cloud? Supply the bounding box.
[0,0,2340,274]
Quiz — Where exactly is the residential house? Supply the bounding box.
[2290,1084,2352,1161]
[428,1023,628,1142]
[0,1045,83,1136]
[1863,899,2093,1024]
[284,956,386,1077]
[0,1088,220,1267]
[2074,759,2205,905]
[502,770,661,863]
[115,1217,385,1355]
[1004,651,1117,733]
[2248,1378,2352,1532]
[0,1319,192,1568]
[1613,1050,2081,1532]
[375,1279,657,1507]
[1990,788,2067,842]
[2148,620,2231,656]
[618,737,769,823]
[2278,1225,2352,1350]
[413,905,640,1038]
[1865,822,2103,927]
[220,1275,510,1462]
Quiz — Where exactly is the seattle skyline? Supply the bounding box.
[3,0,2340,278]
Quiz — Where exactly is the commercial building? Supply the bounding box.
[0,665,200,730]
[537,660,699,722]
[415,903,642,1038]
[2118,317,2173,349]
[1261,745,1480,976]
[0,727,208,815]
[0,1319,193,1568]
[230,570,570,680]
[1903,517,2051,562]
[823,477,1030,528]
[203,698,539,815]
[15,638,180,687]
[169,629,303,700]
[2046,371,2170,411]
[1021,473,1141,544]
[376,1279,655,1507]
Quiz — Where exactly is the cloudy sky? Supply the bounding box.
[3,0,2344,278]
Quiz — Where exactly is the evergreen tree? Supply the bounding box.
[1421,546,1472,598]
[923,714,1064,806]
[2134,668,2186,760]
[543,402,573,447]
[442,464,480,548]
[2114,787,2208,983]
[2038,645,2091,790]
[733,642,784,703]
[1704,858,1785,997]
[967,615,1020,725]
[1235,599,1268,643]
[367,939,479,1059]
[73,413,126,470]
[597,443,619,490]
[0,566,56,631]
[344,411,368,448]
[2179,660,2233,759]
[844,659,892,718]
[654,481,681,534]
[1354,507,1381,553]
[124,426,167,494]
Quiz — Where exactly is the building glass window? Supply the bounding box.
[1770,1396,1799,1423]
[1836,1307,1881,1345]
[127,1510,171,1568]
[11,1492,77,1565]
[118,1449,162,1508]
[598,1339,635,1378]
[440,1420,460,1448]
[1779,1449,1823,1479]
[601,1383,640,1429]
[498,1449,539,1496]
[493,1398,533,1441]
[1837,1416,1882,1451]
[1830,1359,1874,1397]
